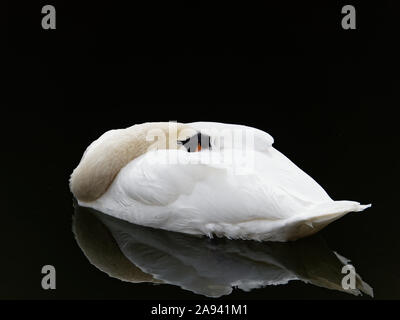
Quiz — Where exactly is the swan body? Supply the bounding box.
[70,122,370,241]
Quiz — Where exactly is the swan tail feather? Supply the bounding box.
[214,201,371,242]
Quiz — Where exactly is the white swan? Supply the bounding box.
[70,121,370,241]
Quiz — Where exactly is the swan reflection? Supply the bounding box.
[73,204,373,298]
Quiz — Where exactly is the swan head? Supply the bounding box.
[178,132,212,152]
[70,122,206,202]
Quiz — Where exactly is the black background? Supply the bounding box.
[4,0,399,303]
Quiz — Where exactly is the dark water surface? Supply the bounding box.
[3,127,399,299]
[73,204,374,299]
[5,1,398,300]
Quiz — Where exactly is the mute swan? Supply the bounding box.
[73,205,373,298]
[70,121,370,241]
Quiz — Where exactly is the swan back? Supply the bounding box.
[70,122,194,202]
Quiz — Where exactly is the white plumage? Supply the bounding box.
[72,121,370,241]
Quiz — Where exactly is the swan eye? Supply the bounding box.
[179,133,211,152]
